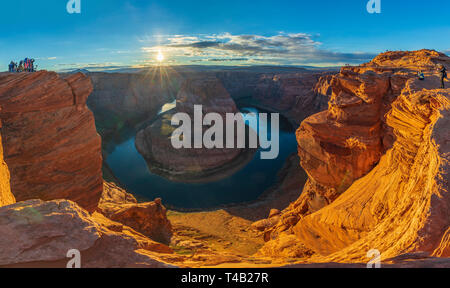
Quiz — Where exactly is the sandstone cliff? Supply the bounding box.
[0,71,103,211]
[0,128,14,207]
[216,71,332,125]
[0,72,176,267]
[258,50,450,261]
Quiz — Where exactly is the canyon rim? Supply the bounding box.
[1,0,450,275]
[0,50,449,269]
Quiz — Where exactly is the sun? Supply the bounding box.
[156,50,164,62]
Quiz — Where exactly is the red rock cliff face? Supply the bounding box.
[258,50,450,261]
[285,51,446,218]
[0,71,103,211]
[0,127,14,207]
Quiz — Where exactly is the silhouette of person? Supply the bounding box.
[439,65,447,88]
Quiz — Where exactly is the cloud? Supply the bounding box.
[35,57,58,60]
[172,41,221,49]
[207,58,249,62]
[141,32,377,66]
[191,58,249,63]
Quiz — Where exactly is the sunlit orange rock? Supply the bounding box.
[259,50,450,262]
[0,71,103,211]
[0,120,14,207]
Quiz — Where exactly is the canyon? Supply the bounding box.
[93,66,330,207]
[87,67,332,135]
[0,50,449,267]
[134,77,255,183]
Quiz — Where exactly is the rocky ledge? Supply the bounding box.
[99,182,173,245]
[0,199,174,268]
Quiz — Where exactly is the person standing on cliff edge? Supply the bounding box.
[8,61,14,72]
[439,64,447,88]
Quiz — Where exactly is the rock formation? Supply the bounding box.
[0,69,323,268]
[87,72,184,139]
[258,50,450,262]
[217,71,333,125]
[2,53,448,267]
[0,72,177,267]
[88,71,183,116]
[135,76,256,183]
[99,181,138,206]
[0,71,103,211]
[0,128,14,207]
[0,199,173,268]
[88,69,333,142]
[99,182,173,245]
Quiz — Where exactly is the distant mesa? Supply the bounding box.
[69,68,90,74]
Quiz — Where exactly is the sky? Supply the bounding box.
[0,0,449,71]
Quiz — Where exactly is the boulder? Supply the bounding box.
[99,182,173,245]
